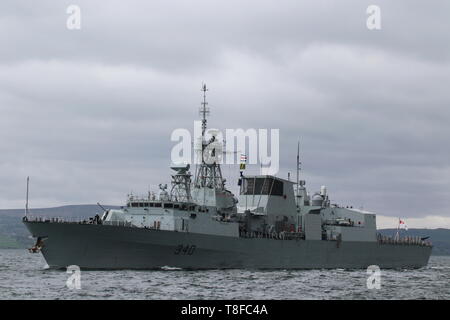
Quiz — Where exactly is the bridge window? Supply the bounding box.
[240,178,283,196]
[271,180,283,196]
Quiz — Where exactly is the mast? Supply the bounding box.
[25,176,29,217]
[193,84,225,191]
[395,217,400,240]
[200,83,209,142]
[296,141,301,207]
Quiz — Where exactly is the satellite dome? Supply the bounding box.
[311,194,324,206]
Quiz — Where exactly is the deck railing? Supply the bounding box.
[23,216,132,227]
[239,231,305,240]
[376,234,432,247]
[22,216,433,247]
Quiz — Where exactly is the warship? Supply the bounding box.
[23,85,432,269]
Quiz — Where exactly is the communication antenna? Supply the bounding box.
[196,83,211,170]
[200,83,210,138]
[296,141,301,207]
[97,202,107,212]
[25,176,30,217]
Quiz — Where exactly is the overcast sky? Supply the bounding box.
[1,1,450,228]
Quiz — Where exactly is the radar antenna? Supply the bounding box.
[170,164,192,202]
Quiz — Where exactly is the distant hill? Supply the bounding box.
[1,205,449,255]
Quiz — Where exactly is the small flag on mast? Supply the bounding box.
[240,154,247,170]
[399,219,408,231]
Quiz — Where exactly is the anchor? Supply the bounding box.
[28,237,46,253]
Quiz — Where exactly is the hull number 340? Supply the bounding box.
[174,245,196,255]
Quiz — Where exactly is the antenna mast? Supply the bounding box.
[200,84,209,140]
[296,141,301,207]
[193,84,225,191]
[25,176,29,217]
[198,83,210,166]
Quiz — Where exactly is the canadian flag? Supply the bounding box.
[399,219,408,230]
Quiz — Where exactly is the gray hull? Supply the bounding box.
[24,221,432,270]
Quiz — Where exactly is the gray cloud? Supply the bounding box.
[1,1,449,226]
